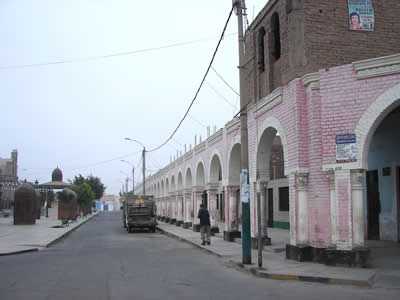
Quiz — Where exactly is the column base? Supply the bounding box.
[169,218,176,224]
[210,226,219,236]
[324,247,370,267]
[192,224,200,232]
[286,244,313,262]
[223,230,241,242]
[176,220,183,227]
[183,222,192,229]
[286,244,370,267]
[165,217,170,223]
[251,236,271,249]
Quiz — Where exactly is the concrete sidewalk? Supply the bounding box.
[0,208,100,256]
[157,222,385,288]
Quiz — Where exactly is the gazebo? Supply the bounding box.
[38,167,72,217]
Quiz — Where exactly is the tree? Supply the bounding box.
[72,174,106,200]
[71,183,95,206]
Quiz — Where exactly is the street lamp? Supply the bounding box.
[124,137,146,195]
[120,162,134,195]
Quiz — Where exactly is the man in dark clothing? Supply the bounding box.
[197,204,211,245]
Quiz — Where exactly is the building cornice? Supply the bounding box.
[251,87,282,118]
[353,53,400,79]
[301,72,320,93]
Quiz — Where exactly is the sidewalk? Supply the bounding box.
[0,208,100,256]
[156,222,395,288]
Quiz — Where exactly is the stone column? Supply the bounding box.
[192,188,204,231]
[207,188,219,234]
[176,192,184,226]
[352,169,365,247]
[295,173,309,245]
[184,189,192,228]
[228,185,239,231]
[326,171,337,247]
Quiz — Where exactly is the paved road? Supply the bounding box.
[0,212,398,300]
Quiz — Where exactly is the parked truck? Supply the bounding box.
[122,195,157,233]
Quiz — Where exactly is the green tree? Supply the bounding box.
[71,182,95,206]
[72,174,106,200]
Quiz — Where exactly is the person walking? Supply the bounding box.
[198,204,211,245]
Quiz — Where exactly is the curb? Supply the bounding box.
[45,212,101,248]
[0,248,39,256]
[157,226,374,287]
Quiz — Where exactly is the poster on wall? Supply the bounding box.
[348,0,374,31]
[336,134,357,163]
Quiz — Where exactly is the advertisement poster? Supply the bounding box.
[336,134,357,163]
[348,0,374,31]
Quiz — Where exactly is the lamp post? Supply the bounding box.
[120,160,135,195]
[125,138,146,195]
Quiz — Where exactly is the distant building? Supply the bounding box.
[96,194,120,211]
[0,150,18,182]
[0,150,18,210]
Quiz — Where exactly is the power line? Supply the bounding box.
[0,34,236,70]
[188,114,207,129]
[146,5,235,153]
[211,66,240,96]
[206,81,237,109]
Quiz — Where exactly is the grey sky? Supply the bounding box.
[1,0,267,195]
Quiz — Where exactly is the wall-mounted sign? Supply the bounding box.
[348,0,374,31]
[241,169,249,203]
[336,134,357,163]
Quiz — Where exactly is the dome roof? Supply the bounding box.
[52,167,63,182]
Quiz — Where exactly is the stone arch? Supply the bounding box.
[208,150,224,184]
[177,172,183,191]
[355,82,400,169]
[256,116,288,177]
[161,180,165,197]
[228,143,241,186]
[195,161,206,187]
[170,175,176,192]
[185,167,193,189]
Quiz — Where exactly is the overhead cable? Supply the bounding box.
[146,5,235,153]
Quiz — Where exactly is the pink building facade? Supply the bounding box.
[142,53,400,265]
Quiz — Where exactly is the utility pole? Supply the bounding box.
[233,0,251,265]
[132,166,135,196]
[142,148,146,195]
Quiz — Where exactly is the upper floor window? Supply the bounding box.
[257,27,266,71]
[271,12,281,60]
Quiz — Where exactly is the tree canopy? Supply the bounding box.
[71,182,95,205]
[72,174,106,200]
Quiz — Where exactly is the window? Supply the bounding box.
[271,12,281,60]
[279,186,289,211]
[257,27,266,71]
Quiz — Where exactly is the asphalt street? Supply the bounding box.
[0,212,399,300]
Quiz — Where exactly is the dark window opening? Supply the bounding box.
[218,167,222,181]
[271,12,281,60]
[279,186,289,211]
[257,27,266,71]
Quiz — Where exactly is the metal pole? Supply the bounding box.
[257,181,262,268]
[143,148,146,195]
[132,166,135,196]
[234,0,251,265]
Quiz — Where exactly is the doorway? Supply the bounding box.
[366,170,381,240]
[268,188,274,227]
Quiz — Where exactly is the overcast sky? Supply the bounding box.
[1,0,268,195]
